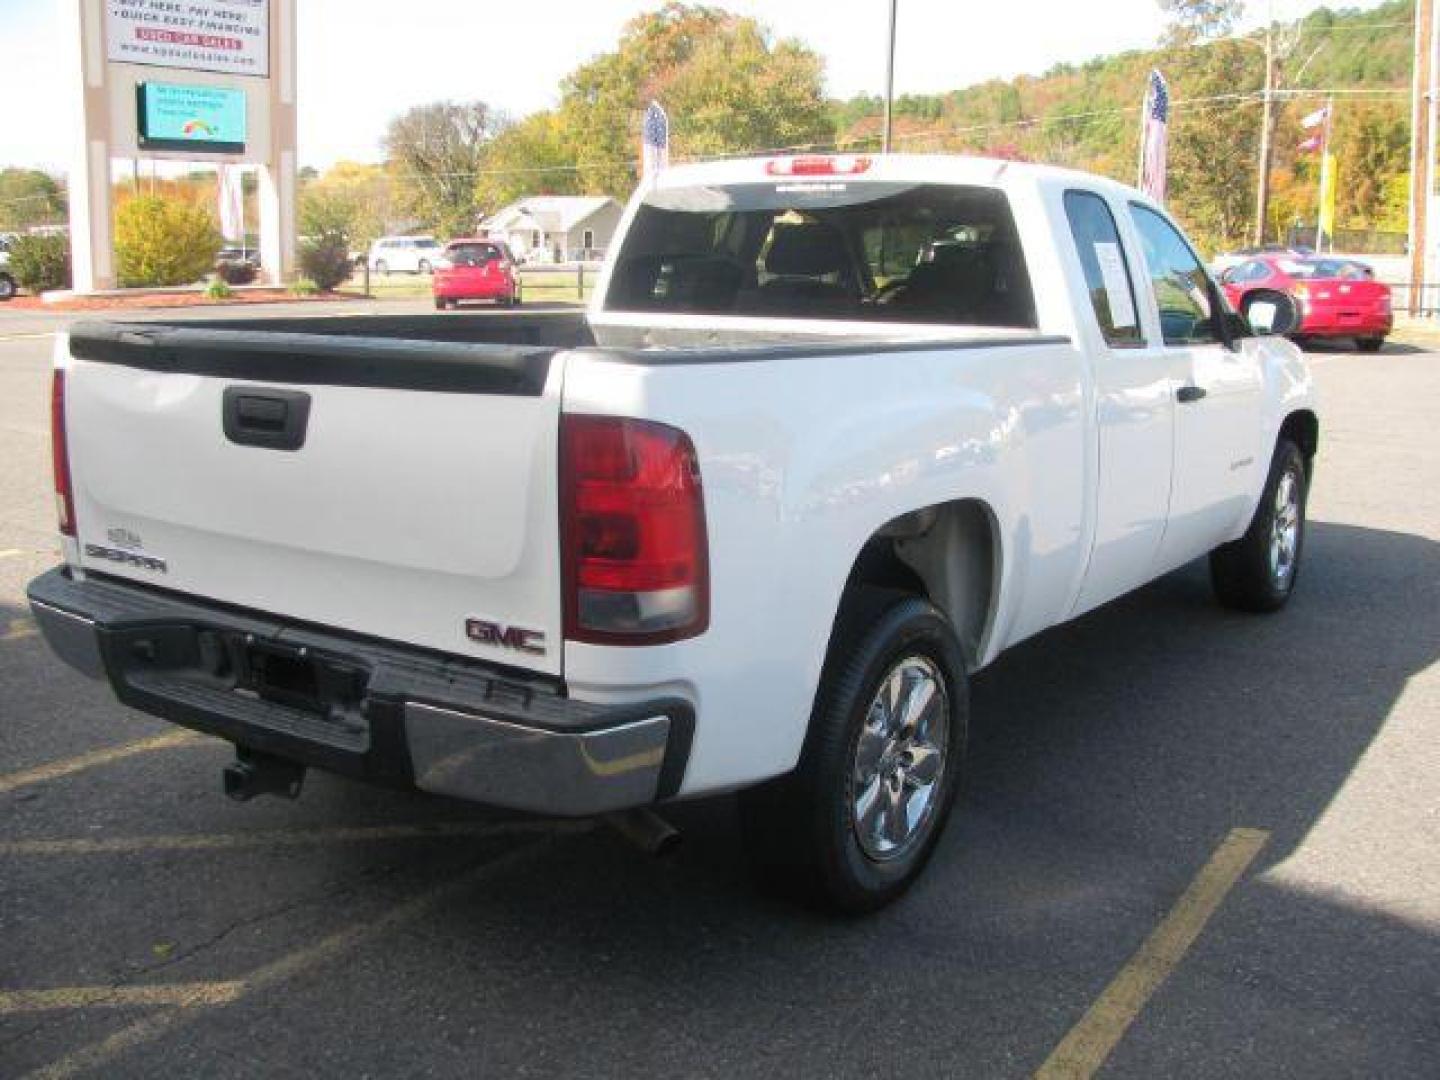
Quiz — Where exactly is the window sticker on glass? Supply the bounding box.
[1093,242,1137,330]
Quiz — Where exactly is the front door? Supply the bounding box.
[1128,205,1264,573]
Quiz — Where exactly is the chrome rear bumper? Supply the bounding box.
[27,567,691,816]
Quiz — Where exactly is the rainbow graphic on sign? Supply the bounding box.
[182,119,218,139]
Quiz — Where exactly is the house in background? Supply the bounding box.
[478,196,623,264]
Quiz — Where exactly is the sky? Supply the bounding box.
[0,0,1398,172]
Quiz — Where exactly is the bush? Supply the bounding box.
[290,277,320,297]
[204,277,233,300]
[298,189,356,292]
[7,233,71,293]
[298,234,351,291]
[214,259,257,286]
[114,196,221,287]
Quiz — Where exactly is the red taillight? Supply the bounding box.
[51,369,76,537]
[561,415,708,645]
[765,155,872,177]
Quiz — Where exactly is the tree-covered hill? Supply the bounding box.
[831,0,1415,251]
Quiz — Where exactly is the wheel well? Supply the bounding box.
[1280,409,1319,468]
[841,499,999,668]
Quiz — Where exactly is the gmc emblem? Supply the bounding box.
[465,617,546,656]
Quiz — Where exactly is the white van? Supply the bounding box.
[367,236,444,275]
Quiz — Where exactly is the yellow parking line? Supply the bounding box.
[1034,827,1270,1080]
[0,731,204,796]
[0,819,559,857]
[24,833,576,1079]
[1,618,40,643]
[0,982,244,1015]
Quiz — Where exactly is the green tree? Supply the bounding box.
[474,112,580,211]
[114,196,221,287]
[0,168,66,233]
[482,3,834,203]
[301,161,399,249]
[1158,0,1244,46]
[383,102,505,238]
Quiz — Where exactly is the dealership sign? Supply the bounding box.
[106,0,270,78]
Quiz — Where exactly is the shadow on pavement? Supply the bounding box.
[3,520,1436,1077]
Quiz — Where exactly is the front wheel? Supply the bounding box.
[1210,439,1308,613]
[739,589,967,913]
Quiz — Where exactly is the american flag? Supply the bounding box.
[641,101,670,179]
[1139,69,1169,203]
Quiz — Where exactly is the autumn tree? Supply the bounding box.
[476,3,833,205]
[383,102,506,238]
[0,168,67,232]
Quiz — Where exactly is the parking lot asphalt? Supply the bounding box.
[1,309,1437,1078]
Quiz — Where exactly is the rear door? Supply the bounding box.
[1127,205,1264,572]
[63,325,565,675]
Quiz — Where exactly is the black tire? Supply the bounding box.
[0,273,15,301]
[434,298,449,310]
[1356,336,1385,353]
[509,293,521,307]
[1210,439,1308,613]
[739,588,968,914]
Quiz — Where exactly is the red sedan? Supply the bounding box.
[433,240,519,309]
[1220,254,1391,351]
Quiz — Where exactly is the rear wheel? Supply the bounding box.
[1356,336,1385,353]
[1210,439,1308,613]
[434,298,449,310]
[739,588,968,913]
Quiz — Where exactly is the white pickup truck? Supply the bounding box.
[29,155,1317,911]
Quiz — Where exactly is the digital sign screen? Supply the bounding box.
[136,82,247,154]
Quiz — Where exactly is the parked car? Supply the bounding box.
[368,235,444,275]
[433,239,519,309]
[0,235,16,301]
[29,154,1318,912]
[216,245,261,269]
[1220,254,1391,351]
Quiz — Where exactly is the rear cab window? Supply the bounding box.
[1063,190,1142,347]
[605,182,1038,328]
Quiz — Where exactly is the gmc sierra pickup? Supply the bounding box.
[29,154,1318,911]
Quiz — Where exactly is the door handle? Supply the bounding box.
[1176,385,1208,404]
[223,387,312,451]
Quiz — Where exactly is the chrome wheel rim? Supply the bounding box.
[1270,467,1301,586]
[850,655,949,862]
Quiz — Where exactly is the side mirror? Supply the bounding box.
[1241,292,1300,337]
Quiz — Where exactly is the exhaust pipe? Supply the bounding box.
[603,807,682,856]
[223,747,306,802]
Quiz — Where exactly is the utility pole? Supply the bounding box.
[882,0,898,153]
[1253,8,1278,246]
[1409,0,1437,315]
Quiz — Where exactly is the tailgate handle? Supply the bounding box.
[223,387,312,451]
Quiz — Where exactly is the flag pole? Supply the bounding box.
[1136,80,1151,189]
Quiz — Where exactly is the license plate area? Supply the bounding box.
[240,639,368,720]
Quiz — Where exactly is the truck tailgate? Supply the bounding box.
[61,324,565,676]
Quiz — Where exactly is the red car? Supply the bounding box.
[433,239,519,309]
[1220,254,1391,351]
